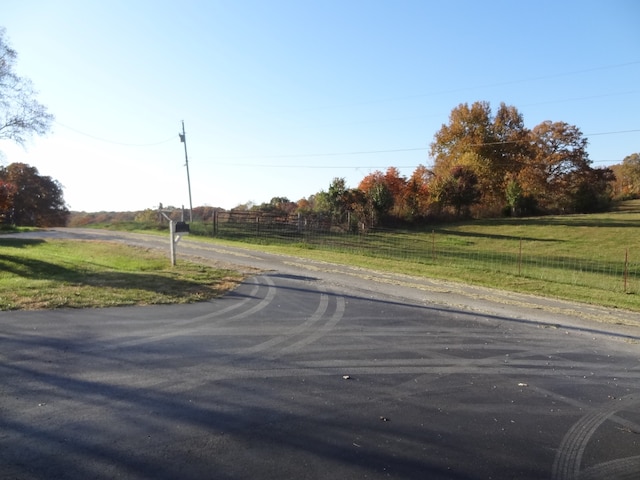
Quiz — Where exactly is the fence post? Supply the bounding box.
[518,238,523,276]
[169,220,176,266]
[624,248,629,293]
[431,230,436,262]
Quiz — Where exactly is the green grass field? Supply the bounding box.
[3,200,640,312]
[195,200,640,312]
[0,238,242,310]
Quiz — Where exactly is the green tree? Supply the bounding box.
[367,181,393,224]
[311,191,331,215]
[504,177,523,216]
[571,167,615,213]
[0,162,68,226]
[431,165,481,217]
[327,177,349,222]
[0,28,54,149]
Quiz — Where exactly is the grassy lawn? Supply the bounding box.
[189,201,640,312]
[4,200,640,312]
[0,238,243,311]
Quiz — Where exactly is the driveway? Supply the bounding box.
[1,229,639,479]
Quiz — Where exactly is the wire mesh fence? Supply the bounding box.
[187,210,639,295]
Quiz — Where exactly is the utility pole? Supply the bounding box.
[179,120,193,223]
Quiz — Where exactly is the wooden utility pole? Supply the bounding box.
[179,120,193,223]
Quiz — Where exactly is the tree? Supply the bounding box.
[327,177,349,222]
[520,121,592,213]
[403,165,432,220]
[358,171,390,226]
[430,101,531,211]
[253,197,295,215]
[0,162,69,226]
[0,28,54,149]
[430,101,494,173]
[503,175,538,217]
[368,182,394,223]
[0,178,15,222]
[381,167,406,202]
[296,197,313,215]
[431,165,481,217]
[571,167,615,213]
[490,103,533,194]
[504,176,523,216]
[358,167,408,224]
[620,153,640,196]
[310,191,331,215]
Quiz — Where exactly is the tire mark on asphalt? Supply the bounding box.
[238,288,330,355]
[177,278,262,325]
[101,276,277,350]
[274,296,346,356]
[551,393,639,480]
[578,455,640,480]
[196,275,277,326]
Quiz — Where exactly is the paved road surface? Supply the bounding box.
[1,229,639,479]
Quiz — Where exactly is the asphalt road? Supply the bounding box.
[1,229,639,479]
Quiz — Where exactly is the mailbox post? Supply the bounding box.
[169,220,176,266]
[160,211,189,266]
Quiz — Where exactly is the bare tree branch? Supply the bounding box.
[0,27,54,148]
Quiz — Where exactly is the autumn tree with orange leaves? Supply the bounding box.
[618,153,640,197]
[429,101,533,214]
[430,101,613,216]
[403,165,432,220]
[358,167,409,225]
[306,100,615,226]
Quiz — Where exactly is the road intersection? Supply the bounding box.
[1,229,639,479]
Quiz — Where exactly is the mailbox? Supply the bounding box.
[175,221,190,233]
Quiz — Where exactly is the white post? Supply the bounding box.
[169,220,176,266]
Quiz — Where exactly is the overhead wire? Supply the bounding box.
[54,120,176,147]
[208,128,640,169]
[51,60,639,158]
[291,61,640,112]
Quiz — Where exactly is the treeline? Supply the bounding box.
[240,101,635,228]
[68,206,218,227]
[13,100,640,230]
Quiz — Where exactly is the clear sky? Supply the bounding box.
[1,0,639,212]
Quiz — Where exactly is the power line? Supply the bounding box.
[55,121,176,147]
[292,60,640,112]
[211,159,624,171]
[585,129,640,137]
[300,90,639,131]
[214,163,421,169]
[48,57,639,151]
[210,147,428,161]
[209,128,640,162]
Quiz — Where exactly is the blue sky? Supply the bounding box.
[1,0,639,212]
